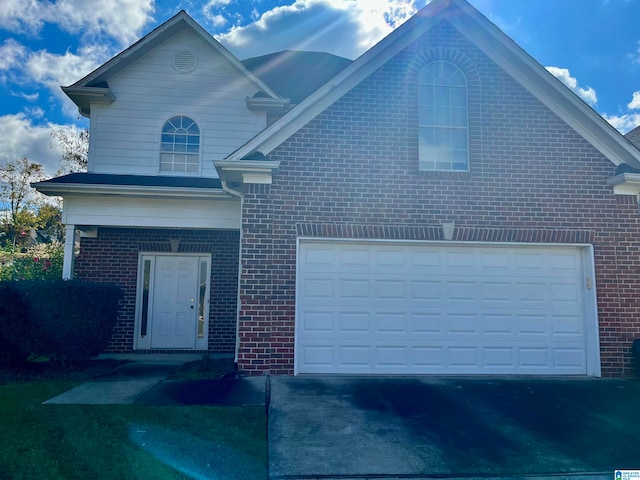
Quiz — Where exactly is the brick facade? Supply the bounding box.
[75,227,239,354]
[237,20,640,376]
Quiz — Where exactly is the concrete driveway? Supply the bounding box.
[268,376,640,479]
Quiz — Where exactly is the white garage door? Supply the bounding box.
[296,240,599,375]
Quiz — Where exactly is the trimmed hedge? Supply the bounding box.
[0,280,122,365]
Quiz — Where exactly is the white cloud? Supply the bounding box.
[629,91,640,110]
[0,114,66,176]
[0,0,155,46]
[602,113,640,134]
[218,0,421,60]
[0,39,27,74]
[0,0,46,34]
[546,66,598,107]
[2,43,110,118]
[207,14,228,27]
[52,0,156,46]
[12,91,40,102]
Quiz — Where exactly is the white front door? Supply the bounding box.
[135,254,211,350]
[150,255,200,349]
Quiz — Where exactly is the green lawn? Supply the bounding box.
[0,364,267,480]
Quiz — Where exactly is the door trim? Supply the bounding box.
[134,253,211,350]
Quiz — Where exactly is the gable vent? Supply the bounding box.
[173,51,197,73]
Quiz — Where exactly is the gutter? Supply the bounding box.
[221,179,244,366]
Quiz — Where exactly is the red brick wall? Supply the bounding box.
[237,20,640,376]
[75,227,239,354]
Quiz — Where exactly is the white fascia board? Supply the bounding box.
[61,86,115,117]
[607,173,640,196]
[215,159,281,183]
[448,1,640,169]
[33,182,229,200]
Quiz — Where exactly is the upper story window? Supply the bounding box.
[160,115,200,174]
[418,61,468,171]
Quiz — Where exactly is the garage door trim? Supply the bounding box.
[295,238,601,376]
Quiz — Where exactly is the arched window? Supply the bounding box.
[418,61,468,171]
[160,115,200,174]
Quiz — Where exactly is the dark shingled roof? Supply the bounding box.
[241,50,353,104]
[37,173,223,189]
[625,125,640,149]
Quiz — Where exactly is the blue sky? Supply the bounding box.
[0,0,639,175]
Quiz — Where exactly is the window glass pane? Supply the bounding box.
[449,69,466,86]
[451,107,467,127]
[418,86,434,107]
[434,129,450,147]
[434,86,450,105]
[434,104,450,124]
[418,61,468,172]
[452,148,468,166]
[450,87,466,106]
[451,130,467,149]
[160,116,200,173]
[198,260,207,339]
[419,127,435,148]
[140,259,151,338]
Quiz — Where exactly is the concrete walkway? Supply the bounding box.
[44,357,266,406]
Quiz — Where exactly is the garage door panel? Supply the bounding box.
[297,241,595,375]
[298,343,588,374]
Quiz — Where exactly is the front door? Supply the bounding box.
[135,254,210,350]
[150,256,199,349]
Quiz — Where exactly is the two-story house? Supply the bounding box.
[36,0,640,377]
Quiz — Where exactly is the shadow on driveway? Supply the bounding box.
[268,376,640,479]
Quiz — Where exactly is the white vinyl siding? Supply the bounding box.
[88,29,267,177]
[62,195,240,229]
[296,240,600,376]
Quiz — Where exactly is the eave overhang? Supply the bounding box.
[32,181,229,200]
[607,173,640,197]
[61,86,116,117]
[246,96,291,114]
[215,159,281,184]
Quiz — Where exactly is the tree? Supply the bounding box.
[51,126,89,173]
[0,158,46,250]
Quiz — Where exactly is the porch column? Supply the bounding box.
[62,225,76,280]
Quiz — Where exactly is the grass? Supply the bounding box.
[0,361,267,480]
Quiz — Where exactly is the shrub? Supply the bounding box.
[0,283,31,366]
[0,242,64,281]
[0,280,122,365]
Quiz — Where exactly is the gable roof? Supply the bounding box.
[220,0,640,170]
[241,50,352,104]
[64,11,281,116]
[626,125,640,150]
